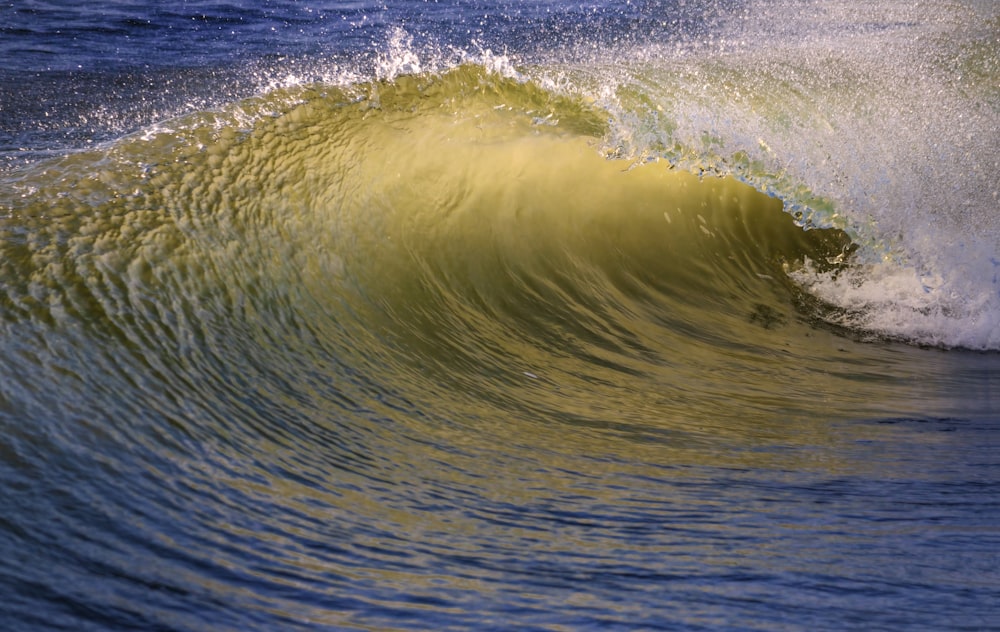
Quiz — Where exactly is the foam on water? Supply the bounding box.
[504,0,1000,349]
[721,0,1000,349]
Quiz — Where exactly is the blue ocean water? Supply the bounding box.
[1,1,999,630]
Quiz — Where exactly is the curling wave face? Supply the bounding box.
[0,66,988,448]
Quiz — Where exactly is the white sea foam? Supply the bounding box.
[546,0,1000,349]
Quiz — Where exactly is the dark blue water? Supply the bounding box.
[1,0,726,70]
[1,2,999,630]
[1,0,731,156]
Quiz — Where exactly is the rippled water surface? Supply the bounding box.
[1,1,998,630]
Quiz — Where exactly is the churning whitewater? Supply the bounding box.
[0,1,998,631]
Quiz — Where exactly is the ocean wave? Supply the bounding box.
[2,5,998,630]
[4,31,998,350]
